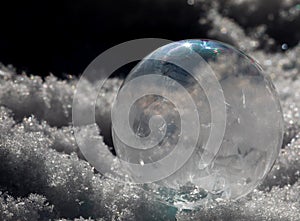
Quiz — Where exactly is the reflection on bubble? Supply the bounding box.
[112,40,283,209]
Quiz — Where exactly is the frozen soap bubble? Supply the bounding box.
[111,39,283,209]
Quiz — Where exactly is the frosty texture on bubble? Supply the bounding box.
[113,39,283,209]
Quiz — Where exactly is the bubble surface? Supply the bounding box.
[111,39,284,209]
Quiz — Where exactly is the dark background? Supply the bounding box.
[0,0,208,77]
[0,0,299,78]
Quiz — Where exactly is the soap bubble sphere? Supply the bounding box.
[111,39,283,209]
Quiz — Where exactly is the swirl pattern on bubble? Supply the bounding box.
[111,39,283,209]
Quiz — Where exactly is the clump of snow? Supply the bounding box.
[0,193,55,221]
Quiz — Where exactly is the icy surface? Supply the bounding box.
[0,0,300,220]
